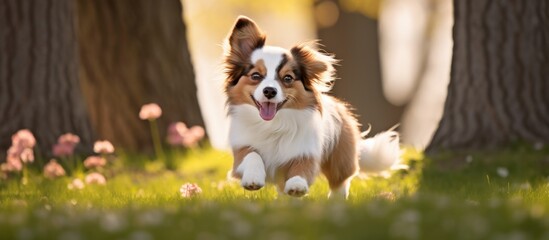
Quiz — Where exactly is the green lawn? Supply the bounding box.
[1,146,548,239]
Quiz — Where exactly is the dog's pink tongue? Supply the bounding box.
[259,102,277,121]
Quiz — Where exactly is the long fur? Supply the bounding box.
[224,16,402,198]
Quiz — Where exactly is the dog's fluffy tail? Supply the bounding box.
[358,125,405,174]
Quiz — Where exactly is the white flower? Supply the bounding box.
[496,167,509,178]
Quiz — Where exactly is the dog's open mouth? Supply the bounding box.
[251,95,287,121]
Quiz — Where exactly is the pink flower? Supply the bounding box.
[59,133,80,146]
[1,154,22,172]
[52,143,73,157]
[6,146,23,169]
[20,148,34,164]
[139,103,162,120]
[179,183,202,198]
[85,172,106,185]
[94,140,115,154]
[53,133,80,157]
[166,122,188,146]
[83,156,107,169]
[182,126,205,148]
[11,129,36,149]
[68,178,85,190]
[189,126,205,139]
[165,123,205,148]
[43,159,66,179]
[5,130,36,167]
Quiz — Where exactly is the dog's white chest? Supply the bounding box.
[229,105,324,178]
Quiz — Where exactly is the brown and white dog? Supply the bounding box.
[224,16,401,199]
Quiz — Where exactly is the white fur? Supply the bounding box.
[319,95,342,157]
[251,47,287,104]
[328,179,351,199]
[229,104,323,180]
[284,176,308,196]
[229,95,344,182]
[237,152,266,189]
[358,131,402,173]
[229,43,403,197]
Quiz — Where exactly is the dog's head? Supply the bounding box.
[224,16,336,121]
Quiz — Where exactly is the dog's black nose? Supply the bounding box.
[263,87,277,99]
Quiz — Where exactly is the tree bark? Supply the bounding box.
[314,0,404,134]
[77,0,204,151]
[0,0,94,155]
[428,0,549,151]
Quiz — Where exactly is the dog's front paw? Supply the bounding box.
[284,176,308,197]
[241,170,265,191]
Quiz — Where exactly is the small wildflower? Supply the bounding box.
[11,129,36,149]
[180,183,202,198]
[85,172,107,185]
[43,159,66,179]
[59,133,80,146]
[166,122,188,146]
[496,167,509,178]
[6,129,36,167]
[52,143,73,157]
[182,126,205,148]
[3,148,23,172]
[94,140,115,154]
[465,155,473,163]
[68,178,85,190]
[19,148,34,164]
[1,159,22,172]
[189,126,205,140]
[83,156,107,169]
[139,103,162,120]
[52,133,80,157]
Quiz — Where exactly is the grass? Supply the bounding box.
[1,146,549,239]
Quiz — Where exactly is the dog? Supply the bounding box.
[224,16,401,199]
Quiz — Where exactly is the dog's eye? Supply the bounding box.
[250,72,263,81]
[283,75,294,84]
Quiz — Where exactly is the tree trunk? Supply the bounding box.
[428,0,549,151]
[314,0,404,134]
[77,0,204,151]
[0,0,94,155]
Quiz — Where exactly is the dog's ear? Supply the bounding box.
[224,16,266,87]
[227,16,266,60]
[291,43,337,92]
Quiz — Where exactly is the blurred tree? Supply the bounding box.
[428,0,549,151]
[0,0,95,155]
[77,0,204,151]
[314,0,404,134]
[0,0,203,156]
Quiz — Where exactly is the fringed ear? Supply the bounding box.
[290,43,337,92]
[224,16,266,87]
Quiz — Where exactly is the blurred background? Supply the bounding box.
[183,0,453,149]
[0,0,453,156]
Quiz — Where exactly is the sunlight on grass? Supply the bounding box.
[1,146,549,239]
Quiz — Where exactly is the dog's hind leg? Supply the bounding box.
[322,112,360,199]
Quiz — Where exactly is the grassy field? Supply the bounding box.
[1,146,549,240]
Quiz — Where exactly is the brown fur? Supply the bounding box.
[291,43,335,91]
[322,98,361,189]
[225,16,361,196]
[226,48,323,113]
[224,17,266,89]
[231,146,254,179]
[277,60,321,111]
[275,156,319,191]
